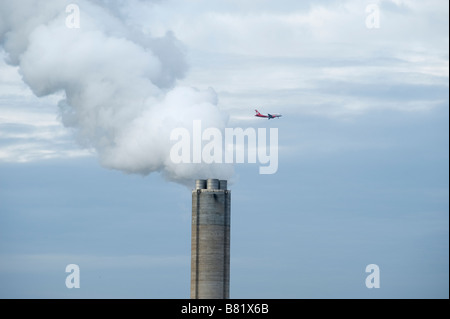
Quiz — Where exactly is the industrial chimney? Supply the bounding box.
[191,179,231,299]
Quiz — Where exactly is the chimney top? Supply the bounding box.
[195,179,228,191]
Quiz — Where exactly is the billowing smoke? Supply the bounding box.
[0,0,233,185]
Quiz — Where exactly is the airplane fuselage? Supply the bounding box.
[255,109,282,119]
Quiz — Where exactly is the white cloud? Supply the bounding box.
[138,0,448,59]
[144,0,447,122]
[0,53,93,163]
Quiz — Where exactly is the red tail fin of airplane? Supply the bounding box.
[255,109,261,115]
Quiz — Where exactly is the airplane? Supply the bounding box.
[255,109,282,119]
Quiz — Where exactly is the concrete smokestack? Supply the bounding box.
[191,179,231,299]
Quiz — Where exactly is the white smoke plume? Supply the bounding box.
[0,0,233,185]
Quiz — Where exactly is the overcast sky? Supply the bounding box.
[0,0,448,298]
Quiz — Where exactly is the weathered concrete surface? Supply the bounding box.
[191,179,231,299]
